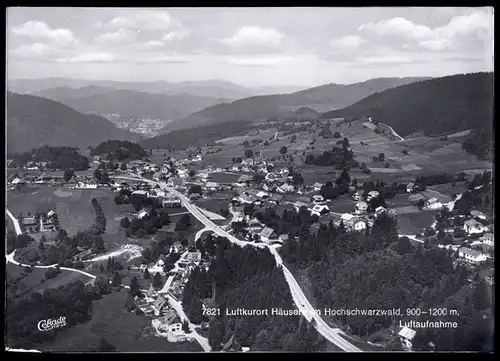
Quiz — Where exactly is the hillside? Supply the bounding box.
[32,86,229,121]
[321,72,493,137]
[163,77,429,132]
[139,120,251,150]
[7,92,142,153]
[8,78,256,100]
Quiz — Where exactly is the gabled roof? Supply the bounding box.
[398,326,416,340]
[459,247,485,258]
[153,295,167,310]
[222,334,242,352]
[260,227,275,238]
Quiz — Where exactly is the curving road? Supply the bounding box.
[115,175,361,352]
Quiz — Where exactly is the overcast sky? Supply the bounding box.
[6,7,494,87]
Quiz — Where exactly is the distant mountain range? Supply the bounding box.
[7,92,142,153]
[162,77,431,132]
[8,78,306,101]
[32,86,230,123]
[321,72,493,137]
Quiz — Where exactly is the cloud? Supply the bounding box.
[329,35,364,51]
[104,10,182,32]
[227,55,300,67]
[219,26,284,47]
[96,28,137,44]
[354,55,418,64]
[357,9,493,52]
[162,29,190,42]
[11,21,75,46]
[133,54,193,64]
[57,52,119,64]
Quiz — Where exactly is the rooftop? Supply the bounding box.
[398,326,416,340]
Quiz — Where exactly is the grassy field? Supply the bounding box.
[209,172,241,183]
[6,263,92,298]
[396,211,437,235]
[39,289,202,352]
[195,199,230,215]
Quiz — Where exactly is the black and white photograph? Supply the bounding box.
[5,7,494,353]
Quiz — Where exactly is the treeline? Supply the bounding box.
[139,121,252,150]
[6,278,112,349]
[322,73,493,138]
[91,198,106,234]
[90,140,147,161]
[462,128,493,160]
[11,146,89,170]
[305,144,358,169]
[184,236,325,351]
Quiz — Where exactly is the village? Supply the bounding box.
[6,135,494,352]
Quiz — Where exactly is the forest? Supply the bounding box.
[278,212,492,351]
[90,140,148,161]
[304,143,358,169]
[6,278,112,349]
[183,236,326,351]
[321,73,493,139]
[11,146,90,171]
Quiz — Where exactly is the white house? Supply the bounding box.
[481,233,494,247]
[278,234,289,243]
[406,182,415,193]
[188,251,202,265]
[277,184,295,193]
[470,210,487,220]
[313,182,324,192]
[294,201,309,212]
[311,204,330,217]
[205,182,219,191]
[367,190,379,201]
[138,210,149,219]
[463,219,488,235]
[260,227,276,243]
[398,326,416,349]
[340,213,355,227]
[426,197,443,210]
[313,195,325,204]
[354,201,368,214]
[353,190,364,201]
[375,206,387,217]
[132,190,149,197]
[353,220,367,231]
[256,191,269,199]
[458,247,488,264]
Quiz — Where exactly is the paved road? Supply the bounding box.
[115,175,361,352]
[6,209,23,235]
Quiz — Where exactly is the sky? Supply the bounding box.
[6,7,494,88]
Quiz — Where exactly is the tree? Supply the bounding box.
[152,272,163,289]
[100,172,110,184]
[244,149,254,158]
[342,137,350,149]
[188,169,196,178]
[402,149,409,155]
[183,319,190,333]
[99,162,107,170]
[279,146,288,155]
[417,199,425,210]
[111,271,122,287]
[129,276,140,297]
[333,131,341,138]
[378,153,385,162]
[120,217,130,228]
[38,239,45,251]
[120,163,127,171]
[144,268,151,280]
[96,338,116,352]
[63,169,75,182]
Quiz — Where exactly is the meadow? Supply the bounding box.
[38,289,202,352]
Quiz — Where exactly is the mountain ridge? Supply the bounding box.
[7,91,143,153]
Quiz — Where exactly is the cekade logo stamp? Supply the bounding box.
[37,316,67,332]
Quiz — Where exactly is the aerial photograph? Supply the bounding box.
[5,7,494,353]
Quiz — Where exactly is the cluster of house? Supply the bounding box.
[136,287,184,336]
[20,210,58,234]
